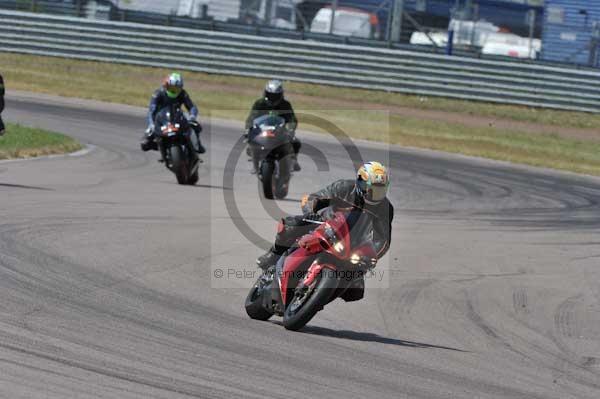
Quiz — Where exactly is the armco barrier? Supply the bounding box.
[1,10,599,113]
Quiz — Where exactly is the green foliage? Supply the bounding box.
[0,123,82,159]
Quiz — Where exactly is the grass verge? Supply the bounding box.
[2,53,600,175]
[0,123,83,160]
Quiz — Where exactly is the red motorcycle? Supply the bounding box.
[245,208,378,331]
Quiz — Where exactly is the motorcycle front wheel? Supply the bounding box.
[169,145,189,185]
[282,268,338,331]
[273,157,290,200]
[260,161,275,199]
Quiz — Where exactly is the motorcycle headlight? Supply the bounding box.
[349,253,378,267]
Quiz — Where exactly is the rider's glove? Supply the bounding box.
[298,234,321,254]
[285,124,296,136]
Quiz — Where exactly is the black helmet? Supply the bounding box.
[264,79,284,106]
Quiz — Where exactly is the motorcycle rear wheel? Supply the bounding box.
[245,276,274,321]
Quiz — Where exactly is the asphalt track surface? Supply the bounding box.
[1,92,600,399]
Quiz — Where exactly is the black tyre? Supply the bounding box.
[187,169,199,185]
[260,161,275,199]
[274,184,289,199]
[283,269,338,331]
[245,277,274,321]
[274,158,290,199]
[170,146,188,185]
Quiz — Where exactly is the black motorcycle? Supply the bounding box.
[247,114,295,199]
[155,105,200,185]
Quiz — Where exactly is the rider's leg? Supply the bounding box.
[256,215,314,270]
[190,122,205,154]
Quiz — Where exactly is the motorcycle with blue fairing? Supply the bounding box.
[155,105,200,185]
[247,114,295,199]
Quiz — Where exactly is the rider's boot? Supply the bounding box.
[140,135,154,152]
[292,155,301,172]
[256,248,281,271]
[140,127,157,152]
[195,133,206,154]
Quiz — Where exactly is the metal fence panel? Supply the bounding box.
[0,10,598,113]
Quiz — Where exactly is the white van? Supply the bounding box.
[481,40,540,59]
[410,19,541,59]
[310,7,379,39]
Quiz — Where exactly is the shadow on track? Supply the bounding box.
[0,183,53,191]
[165,182,233,190]
[299,325,467,352]
[193,183,233,191]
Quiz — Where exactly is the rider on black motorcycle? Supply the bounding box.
[245,80,300,172]
[141,72,205,155]
[257,162,393,301]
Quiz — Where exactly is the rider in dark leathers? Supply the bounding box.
[245,80,301,172]
[141,72,205,155]
[257,162,393,299]
[0,74,5,135]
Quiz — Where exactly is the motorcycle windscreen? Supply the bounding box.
[252,114,286,129]
[155,106,188,129]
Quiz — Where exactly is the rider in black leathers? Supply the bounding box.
[141,72,205,155]
[245,79,301,172]
[257,162,393,300]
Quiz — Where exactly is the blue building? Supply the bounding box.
[541,0,600,66]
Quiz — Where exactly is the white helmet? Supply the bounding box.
[356,162,390,205]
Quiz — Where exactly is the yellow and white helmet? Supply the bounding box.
[356,162,390,205]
